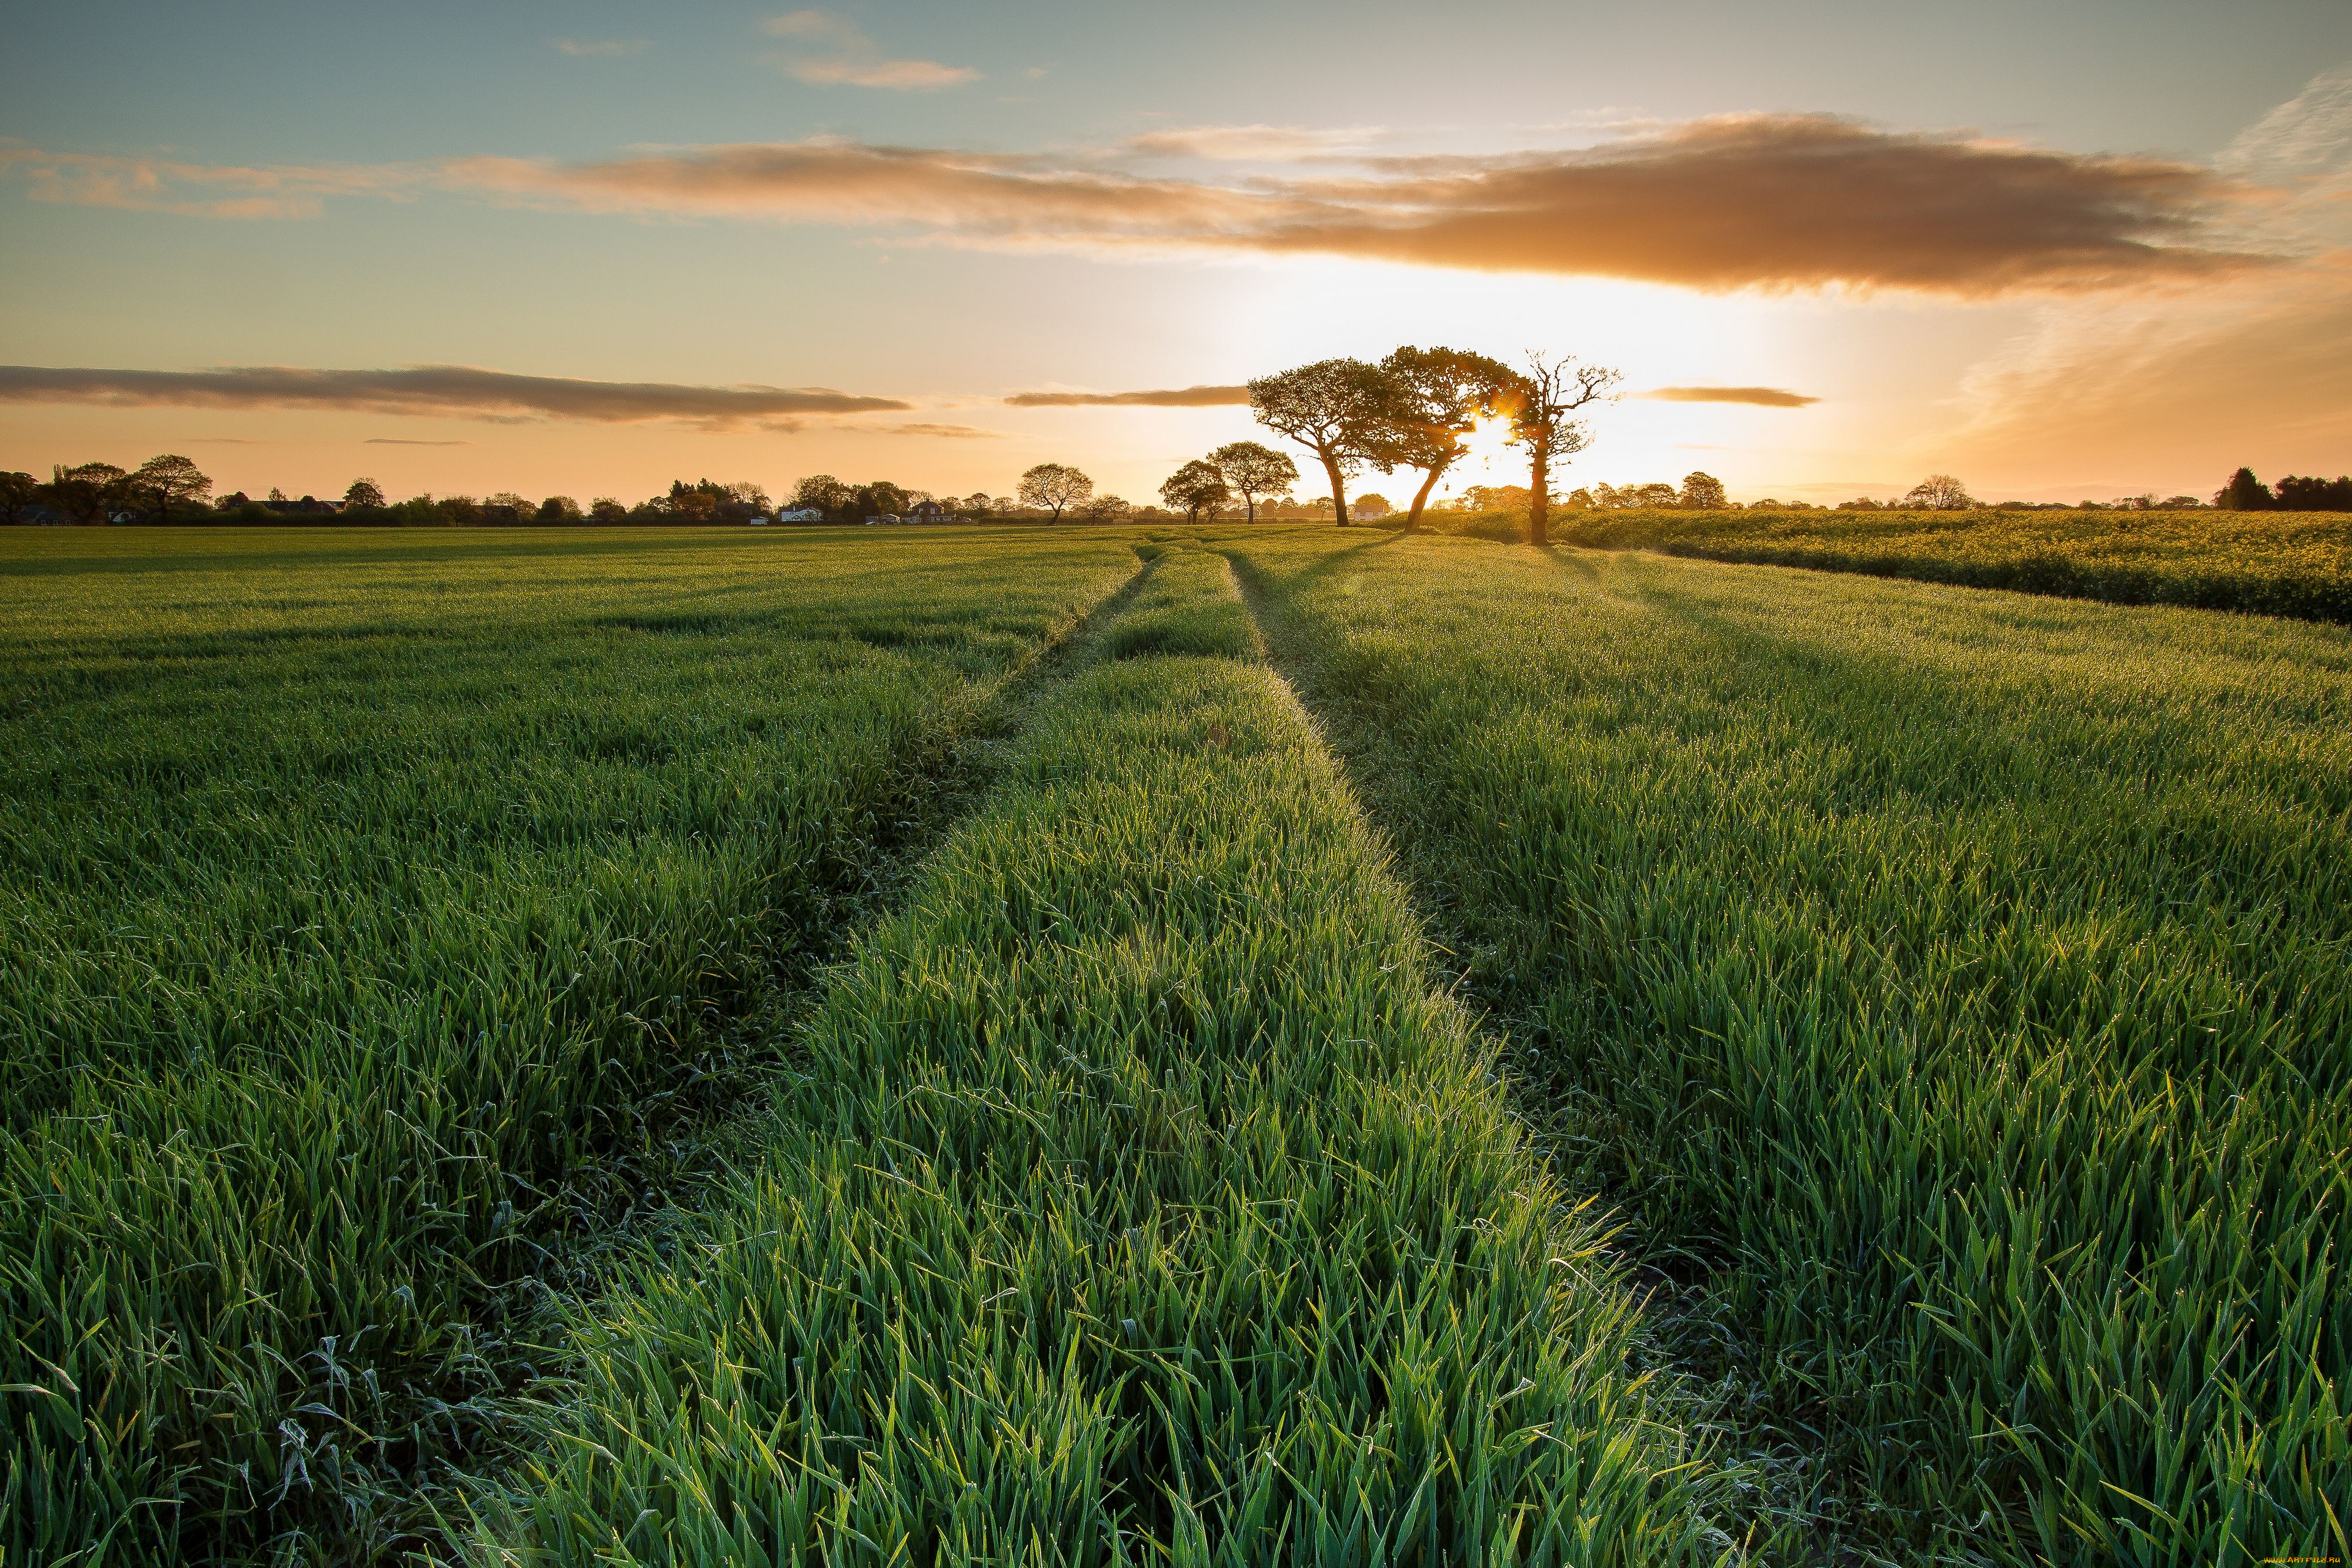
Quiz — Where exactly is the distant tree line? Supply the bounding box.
[10,445,2345,536]
[2213,467,2352,511]
[0,457,1235,529]
[1,457,220,525]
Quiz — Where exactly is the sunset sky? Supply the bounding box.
[4,1,2350,507]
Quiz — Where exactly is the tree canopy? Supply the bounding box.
[793,474,855,514]
[0,471,35,523]
[1377,346,1517,529]
[1158,460,1229,523]
[46,462,129,524]
[1902,474,1975,510]
[130,454,212,519]
[2274,473,2352,510]
[1208,442,1297,523]
[1679,471,1728,509]
[1248,358,1399,527]
[1017,463,1094,521]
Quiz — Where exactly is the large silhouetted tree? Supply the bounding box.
[1502,356,1620,546]
[852,480,910,519]
[1378,346,1516,529]
[1248,358,1398,527]
[793,474,854,516]
[1902,474,1975,510]
[1159,459,1229,523]
[129,454,212,520]
[0,471,36,524]
[1679,471,1728,509]
[46,462,128,525]
[2214,467,2275,510]
[344,478,386,509]
[1209,441,1297,523]
[1018,463,1094,521]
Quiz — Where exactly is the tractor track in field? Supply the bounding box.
[384,547,1176,1563]
[1216,538,1847,1564]
[533,545,1169,1243]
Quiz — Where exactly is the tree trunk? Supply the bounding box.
[1321,450,1351,527]
[1526,434,1550,547]
[1406,465,1442,530]
[1245,493,1257,524]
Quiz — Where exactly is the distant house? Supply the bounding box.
[776,507,825,523]
[863,513,903,526]
[746,515,769,526]
[908,499,953,522]
[263,496,343,515]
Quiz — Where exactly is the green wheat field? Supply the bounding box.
[3,525,2346,1567]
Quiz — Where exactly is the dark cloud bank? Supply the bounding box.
[0,365,911,428]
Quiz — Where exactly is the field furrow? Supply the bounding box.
[451,544,1735,1564]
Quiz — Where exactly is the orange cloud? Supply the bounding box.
[0,148,418,220]
[445,141,1272,237]
[3,116,2261,295]
[1257,117,2256,293]
[1127,125,1381,161]
[0,365,911,429]
[1003,385,1250,406]
[1639,385,1820,406]
[459,118,2260,295]
[763,10,978,90]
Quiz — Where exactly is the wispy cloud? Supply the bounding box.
[789,59,978,89]
[881,422,1001,437]
[553,38,651,58]
[2219,59,2352,177]
[0,365,912,430]
[1639,385,1819,407]
[763,10,978,91]
[1004,385,1250,407]
[365,437,472,446]
[0,148,417,219]
[1126,125,1383,161]
[2,115,2264,296]
[1943,62,2352,485]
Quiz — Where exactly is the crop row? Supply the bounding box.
[0,529,1137,1563]
[1422,505,2352,624]
[1546,507,2352,624]
[445,547,1733,1564]
[1232,533,2351,1566]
